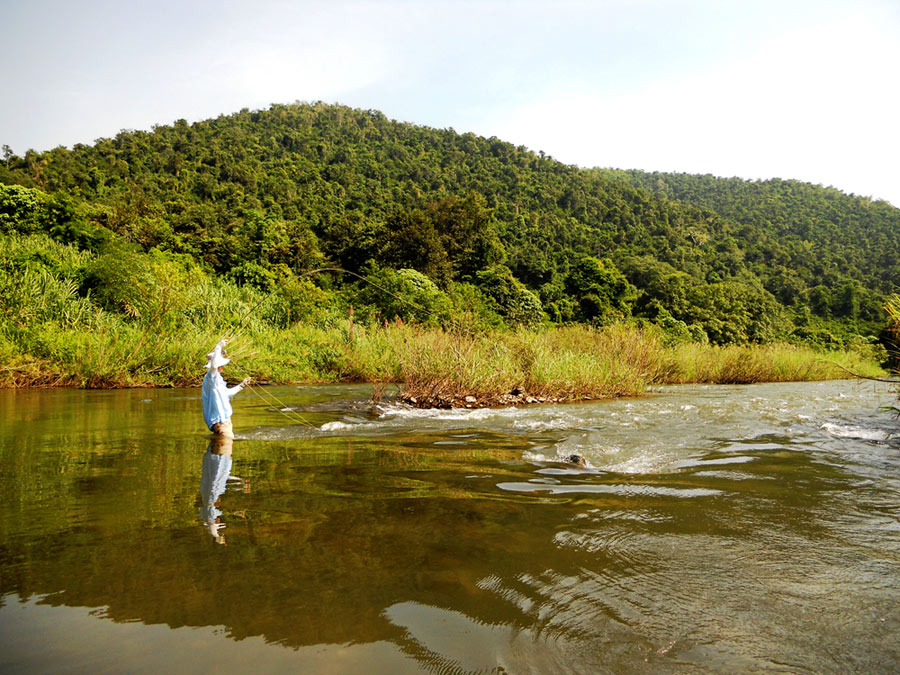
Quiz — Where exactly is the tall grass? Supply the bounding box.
[0,315,886,394]
[0,318,887,393]
[660,342,883,384]
[392,325,662,403]
[0,233,887,395]
[391,325,880,404]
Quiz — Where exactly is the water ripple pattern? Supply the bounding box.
[1,379,899,672]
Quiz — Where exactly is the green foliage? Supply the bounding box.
[84,242,204,327]
[260,273,331,328]
[0,183,45,233]
[446,282,505,331]
[226,261,276,292]
[649,306,709,346]
[0,183,109,249]
[884,294,900,370]
[0,265,101,331]
[682,281,789,345]
[0,234,100,328]
[355,266,451,325]
[537,280,577,323]
[380,208,452,284]
[475,264,545,326]
[1,102,897,351]
[618,255,691,319]
[565,256,637,323]
[607,169,898,332]
[0,231,886,389]
[427,192,507,279]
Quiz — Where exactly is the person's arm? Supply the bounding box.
[227,377,251,397]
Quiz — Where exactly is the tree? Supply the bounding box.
[380,208,451,285]
[356,266,450,324]
[565,256,636,323]
[427,192,506,279]
[475,264,545,326]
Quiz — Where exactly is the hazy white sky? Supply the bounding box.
[2,0,898,204]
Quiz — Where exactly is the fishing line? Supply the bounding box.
[226,266,448,340]
[216,265,460,428]
[241,378,315,428]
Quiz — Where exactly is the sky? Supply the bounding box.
[2,0,898,205]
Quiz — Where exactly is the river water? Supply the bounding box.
[1,380,898,673]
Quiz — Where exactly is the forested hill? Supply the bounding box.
[605,169,900,295]
[1,102,897,345]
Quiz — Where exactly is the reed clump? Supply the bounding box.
[395,324,664,406]
[660,342,883,385]
[381,324,886,406]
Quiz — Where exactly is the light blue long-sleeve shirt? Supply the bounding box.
[201,367,244,430]
[202,368,243,429]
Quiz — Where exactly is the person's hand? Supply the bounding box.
[241,377,251,387]
[216,337,231,349]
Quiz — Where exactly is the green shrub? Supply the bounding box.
[355,266,451,325]
[85,243,204,327]
[475,264,545,327]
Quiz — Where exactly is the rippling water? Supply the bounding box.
[1,380,898,673]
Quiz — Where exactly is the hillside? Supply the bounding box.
[2,102,897,346]
[606,169,900,295]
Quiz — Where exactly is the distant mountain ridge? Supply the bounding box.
[1,101,896,344]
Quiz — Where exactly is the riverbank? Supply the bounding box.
[393,324,886,407]
[0,323,886,406]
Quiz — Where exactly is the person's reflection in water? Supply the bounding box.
[200,435,245,545]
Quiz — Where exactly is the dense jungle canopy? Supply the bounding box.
[1,101,898,347]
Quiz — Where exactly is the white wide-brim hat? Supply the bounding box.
[205,349,231,369]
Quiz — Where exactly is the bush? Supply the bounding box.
[0,183,45,234]
[565,256,637,323]
[355,266,451,325]
[0,184,109,249]
[261,273,332,328]
[475,264,545,327]
[85,242,204,327]
[226,261,276,292]
[446,282,505,331]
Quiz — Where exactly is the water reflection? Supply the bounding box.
[199,435,250,545]
[200,435,232,544]
[0,381,898,673]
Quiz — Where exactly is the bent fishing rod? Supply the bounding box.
[218,265,449,426]
[227,265,444,339]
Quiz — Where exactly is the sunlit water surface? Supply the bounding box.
[1,380,898,673]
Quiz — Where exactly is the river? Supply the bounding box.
[0,380,898,673]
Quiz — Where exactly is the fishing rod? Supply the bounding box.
[219,265,449,427]
[228,266,443,340]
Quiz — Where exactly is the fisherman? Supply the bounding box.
[202,338,250,439]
